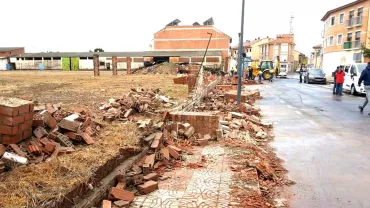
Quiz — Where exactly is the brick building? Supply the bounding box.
[0,47,25,70]
[258,34,296,72]
[153,25,232,71]
[321,0,369,75]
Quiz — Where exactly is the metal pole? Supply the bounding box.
[237,0,245,105]
[200,32,213,69]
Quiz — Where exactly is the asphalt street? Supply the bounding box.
[249,76,370,208]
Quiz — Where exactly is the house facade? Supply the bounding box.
[321,0,370,75]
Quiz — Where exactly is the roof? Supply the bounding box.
[0,47,24,52]
[321,0,367,21]
[231,39,267,50]
[154,25,232,39]
[313,44,322,49]
[15,51,223,58]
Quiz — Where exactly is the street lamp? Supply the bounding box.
[237,0,245,105]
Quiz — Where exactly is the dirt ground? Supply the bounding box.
[0,71,187,208]
[0,71,188,110]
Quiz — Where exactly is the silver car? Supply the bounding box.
[304,69,327,84]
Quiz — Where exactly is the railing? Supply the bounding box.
[343,40,362,50]
[347,16,363,27]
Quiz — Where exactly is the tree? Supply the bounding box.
[94,48,104,52]
[361,46,370,58]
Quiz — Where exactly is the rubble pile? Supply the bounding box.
[0,99,101,173]
[100,88,176,123]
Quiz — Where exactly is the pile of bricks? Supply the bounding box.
[0,99,101,172]
[100,88,174,123]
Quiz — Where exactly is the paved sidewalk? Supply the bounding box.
[130,145,241,208]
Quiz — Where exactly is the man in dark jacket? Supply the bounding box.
[333,66,340,94]
[358,62,370,115]
[299,66,304,83]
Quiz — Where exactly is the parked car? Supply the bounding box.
[304,68,327,84]
[342,63,367,95]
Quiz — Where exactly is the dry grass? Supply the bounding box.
[0,71,188,208]
[0,71,188,110]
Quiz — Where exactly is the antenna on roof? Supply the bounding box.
[290,13,294,34]
[193,22,200,26]
[203,17,214,25]
[166,19,181,26]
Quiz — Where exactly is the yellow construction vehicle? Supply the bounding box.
[243,59,278,80]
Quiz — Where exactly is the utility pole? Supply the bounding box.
[237,0,245,105]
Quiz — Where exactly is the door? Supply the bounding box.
[343,65,351,90]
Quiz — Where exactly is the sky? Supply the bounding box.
[0,0,352,55]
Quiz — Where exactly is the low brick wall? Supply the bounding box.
[0,99,34,144]
[169,111,219,137]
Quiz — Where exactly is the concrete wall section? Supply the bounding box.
[0,59,7,70]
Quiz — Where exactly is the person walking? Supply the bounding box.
[358,62,370,114]
[230,58,237,76]
[333,66,340,94]
[335,67,345,96]
[248,67,253,80]
[258,70,262,83]
[299,66,304,83]
[269,68,275,82]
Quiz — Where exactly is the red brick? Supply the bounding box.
[19,120,33,132]
[102,200,112,208]
[18,104,30,114]
[109,188,134,202]
[0,105,19,117]
[197,138,209,146]
[0,124,19,135]
[27,145,42,155]
[23,128,33,140]
[80,132,95,145]
[24,112,34,121]
[64,132,81,141]
[144,154,155,168]
[1,132,23,144]
[143,173,160,181]
[137,181,158,194]
[1,114,25,126]
[167,145,182,153]
[168,146,180,159]
[173,76,188,85]
[44,142,56,153]
[116,182,126,190]
[40,111,57,128]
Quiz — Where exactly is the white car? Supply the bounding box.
[342,63,367,95]
[279,64,288,78]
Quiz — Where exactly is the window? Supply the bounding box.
[347,33,352,42]
[331,16,335,26]
[339,13,344,24]
[349,10,354,19]
[329,36,334,46]
[358,7,363,16]
[337,34,343,45]
[355,31,361,40]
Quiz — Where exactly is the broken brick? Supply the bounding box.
[64,132,81,141]
[114,200,129,207]
[44,142,56,154]
[133,174,144,185]
[256,160,274,179]
[184,126,195,138]
[142,164,150,175]
[80,132,95,145]
[102,200,112,208]
[116,182,126,190]
[150,133,163,149]
[0,144,6,156]
[197,138,209,146]
[143,173,159,181]
[9,144,27,157]
[58,119,81,132]
[33,126,48,139]
[168,146,180,159]
[27,145,42,155]
[124,109,133,118]
[160,147,170,160]
[40,111,57,129]
[144,154,155,168]
[137,180,158,194]
[167,145,182,153]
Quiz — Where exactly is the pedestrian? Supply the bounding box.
[275,66,279,78]
[335,67,345,96]
[258,70,262,83]
[230,58,237,77]
[358,62,370,114]
[269,68,275,82]
[299,66,304,83]
[248,66,253,80]
[333,66,340,94]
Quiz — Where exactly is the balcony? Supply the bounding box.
[343,40,362,50]
[347,16,363,28]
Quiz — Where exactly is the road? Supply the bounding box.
[251,76,370,208]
